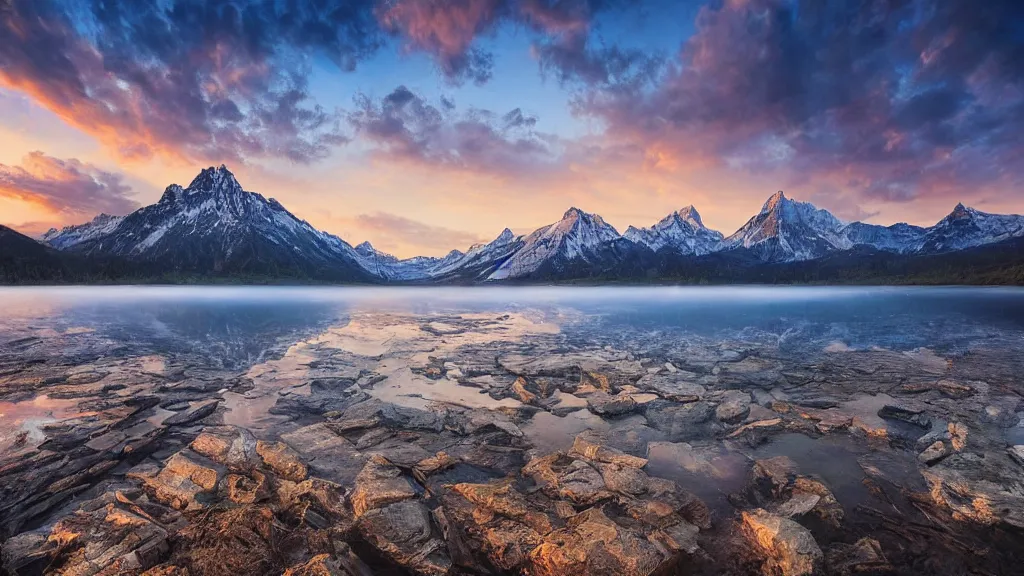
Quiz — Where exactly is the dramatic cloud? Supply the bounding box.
[0,0,381,164]
[355,211,487,252]
[0,151,139,217]
[574,0,1024,205]
[377,0,504,85]
[376,0,640,86]
[349,85,559,175]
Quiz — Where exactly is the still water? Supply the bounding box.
[1,285,1023,361]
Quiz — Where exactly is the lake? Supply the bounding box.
[2,285,1023,574]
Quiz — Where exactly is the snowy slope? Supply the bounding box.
[42,214,125,250]
[721,191,852,262]
[352,240,472,281]
[488,208,620,280]
[840,221,927,253]
[917,204,1024,254]
[623,205,724,255]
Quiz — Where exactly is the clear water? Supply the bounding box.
[2,285,1023,361]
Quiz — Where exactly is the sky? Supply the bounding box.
[1,0,1022,258]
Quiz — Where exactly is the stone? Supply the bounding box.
[350,456,418,517]
[727,418,784,439]
[715,399,750,424]
[450,482,553,534]
[877,404,931,429]
[569,432,648,468]
[413,451,458,482]
[189,426,258,470]
[1009,445,1024,467]
[918,440,950,465]
[357,500,451,575]
[586,391,640,416]
[635,374,705,402]
[255,440,308,481]
[162,400,220,427]
[742,509,823,576]
[282,548,373,576]
[143,450,225,510]
[948,421,968,451]
[923,461,1024,528]
[826,538,890,576]
[280,423,366,484]
[223,471,270,504]
[512,376,540,404]
[44,503,170,575]
[528,507,669,576]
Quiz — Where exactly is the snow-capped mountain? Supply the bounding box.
[42,213,125,250]
[488,208,620,280]
[352,240,475,281]
[42,165,373,281]
[429,228,523,281]
[623,205,724,255]
[840,221,927,254]
[917,203,1024,254]
[721,191,852,262]
[33,165,1024,283]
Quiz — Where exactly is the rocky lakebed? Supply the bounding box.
[1,287,1024,575]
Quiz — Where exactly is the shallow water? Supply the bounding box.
[3,285,1024,467]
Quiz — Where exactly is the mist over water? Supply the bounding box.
[2,286,1023,363]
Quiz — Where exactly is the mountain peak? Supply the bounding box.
[761,191,787,213]
[948,202,975,219]
[186,164,243,195]
[355,241,375,252]
[562,207,585,220]
[675,205,705,228]
[495,228,515,243]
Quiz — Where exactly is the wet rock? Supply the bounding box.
[918,440,951,465]
[528,507,670,576]
[586,391,640,416]
[143,450,225,510]
[715,395,751,424]
[413,451,458,483]
[569,432,648,468]
[277,476,350,529]
[741,509,823,576]
[826,538,890,575]
[189,426,258,470]
[512,376,541,404]
[255,440,308,481]
[451,481,553,534]
[947,421,968,451]
[877,404,931,429]
[350,456,418,517]
[44,503,169,575]
[727,418,785,439]
[357,500,451,575]
[644,401,717,442]
[634,374,705,402]
[162,400,220,427]
[0,531,52,575]
[282,547,373,576]
[738,457,843,528]
[923,455,1024,528]
[524,454,611,506]
[1008,445,1024,467]
[280,423,366,485]
[935,379,975,399]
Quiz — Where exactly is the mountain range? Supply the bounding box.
[3,165,1023,285]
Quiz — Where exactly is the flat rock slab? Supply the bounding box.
[162,400,220,427]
